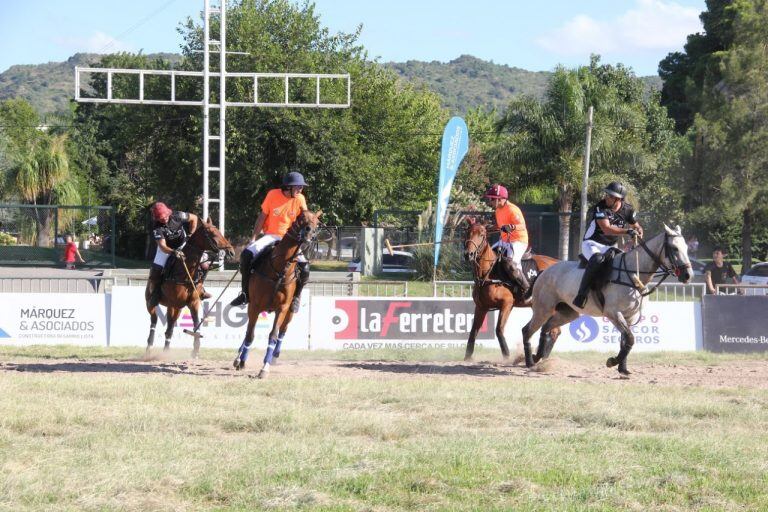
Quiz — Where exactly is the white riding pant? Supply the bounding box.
[153,242,187,267]
[581,240,613,259]
[245,234,307,263]
[493,240,527,266]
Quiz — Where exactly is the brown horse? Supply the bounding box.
[463,219,561,364]
[145,219,234,357]
[232,209,321,378]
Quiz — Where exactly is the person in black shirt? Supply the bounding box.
[147,202,209,307]
[573,181,644,308]
[705,248,739,294]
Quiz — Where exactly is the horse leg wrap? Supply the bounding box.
[263,338,278,365]
[237,341,252,364]
[273,334,285,359]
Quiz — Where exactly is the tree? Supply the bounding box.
[687,0,768,269]
[492,57,683,259]
[0,99,80,246]
[659,0,739,133]
[71,0,447,257]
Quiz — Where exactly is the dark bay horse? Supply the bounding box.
[233,210,321,378]
[463,219,561,363]
[145,219,234,357]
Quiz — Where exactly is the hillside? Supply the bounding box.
[0,53,663,116]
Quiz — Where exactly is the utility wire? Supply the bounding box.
[96,0,180,54]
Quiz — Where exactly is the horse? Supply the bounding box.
[521,224,691,375]
[145,218,235,357]
[462,218,562,362]
[232,209,321,378]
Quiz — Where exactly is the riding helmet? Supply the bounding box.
[151,202,172,221]
[282,171,308,187]
[603,181,627,199]
[483,184,508,200]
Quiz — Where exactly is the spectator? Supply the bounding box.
[62,235,85,269]
[704,248,739,294]
[686,235,699,258]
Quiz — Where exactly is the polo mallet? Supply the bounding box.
[630,233,646,292]
[181,260,240,337]
[384,228,502,256]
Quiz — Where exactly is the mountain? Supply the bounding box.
[0,53,663,117]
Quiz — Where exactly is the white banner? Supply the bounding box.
[309,297,701,352]
[0,293,108,346]
[513,302,701,352]
[109,286,310,350]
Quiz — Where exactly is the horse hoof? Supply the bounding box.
[233,359,242,370]
[191,351,199,360]
[618,366,631,377]
[257,369,269,379]
[606,357,618,368]
[463,356,474,363]
[533,354,542,363]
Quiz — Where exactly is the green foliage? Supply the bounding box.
[0,231,16,245]
[681,0,768,267]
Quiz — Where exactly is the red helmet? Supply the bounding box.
[484,184,508,200]
[151,202,172,221]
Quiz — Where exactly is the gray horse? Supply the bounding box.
[521,224,692,375]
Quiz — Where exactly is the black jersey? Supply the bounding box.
[583,200,637,246]
[152,211,190,250]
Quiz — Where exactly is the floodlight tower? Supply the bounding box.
[75,0,351,238]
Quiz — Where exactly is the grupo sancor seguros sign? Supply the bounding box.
[311,298,700,352]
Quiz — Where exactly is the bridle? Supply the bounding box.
[465,230,500,286]
[613,231,692,295]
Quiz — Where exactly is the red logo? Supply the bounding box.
[332,300,358,339]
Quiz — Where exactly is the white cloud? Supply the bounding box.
[536,0,701,57]
[53,31,135,54]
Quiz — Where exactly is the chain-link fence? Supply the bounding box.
[0,204,116,267]
[304,225,363,261]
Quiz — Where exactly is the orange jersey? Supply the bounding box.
[495,202,528,244]
[261,189,308,236]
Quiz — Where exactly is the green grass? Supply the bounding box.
[1,347,768,510]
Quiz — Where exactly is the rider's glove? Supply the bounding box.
[626,228,637,237]
[174,249,185,259]
[501,224,515,233]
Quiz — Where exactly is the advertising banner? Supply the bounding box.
[109,286,310,349]
[434,116,469,267]
[0,293,108,346]
[310,297,497,350]
[531,302,701,352]
[703,295,768,352]
[309,297,700,352]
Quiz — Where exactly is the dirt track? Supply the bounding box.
[3,356,768,389]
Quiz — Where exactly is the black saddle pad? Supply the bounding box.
[522,258,539,283]
[251,242,277,272]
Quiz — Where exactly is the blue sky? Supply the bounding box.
[0,0,706,76]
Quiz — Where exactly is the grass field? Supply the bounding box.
[1,346,768,511]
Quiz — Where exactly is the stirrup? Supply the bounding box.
[230,291,248,307]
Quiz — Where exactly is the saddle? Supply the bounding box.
[490,251,539,295]
[249,242,302,282]
[577,248,622,309]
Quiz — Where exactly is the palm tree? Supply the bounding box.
[10,133,80,246]
[492,67,592,259]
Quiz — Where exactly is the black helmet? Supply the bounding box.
[603,181,627,199]
[282,171,308,187]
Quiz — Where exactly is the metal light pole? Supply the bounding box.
[578,106,594,243]
[75,0,351,245]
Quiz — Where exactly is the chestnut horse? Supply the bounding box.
[463,219,561,363]
[233,210,321,378]
[145,219,234,357]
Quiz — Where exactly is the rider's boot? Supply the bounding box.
[502,258,531,302]
[573,253,605,308]
[147,264,164,307]
[291,261,310,313]
[200,288,212,300]
[230,250,254,307]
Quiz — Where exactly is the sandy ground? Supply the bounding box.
[2,354,768,389]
